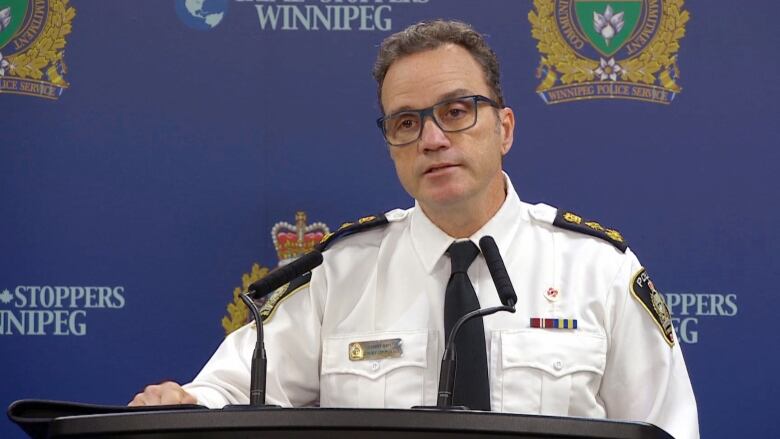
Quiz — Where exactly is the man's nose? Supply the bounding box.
[418,117,450,151]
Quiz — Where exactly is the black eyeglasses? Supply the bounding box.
[376,95,502,146]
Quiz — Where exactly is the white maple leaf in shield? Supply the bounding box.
[593,5,625,46]
[0,7,11,32]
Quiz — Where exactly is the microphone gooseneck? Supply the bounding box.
[436,236,518,409]
[436,304,515,408]
[241,250,324,406]
[240,293,269,406]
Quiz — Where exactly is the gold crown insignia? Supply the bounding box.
[271,211,330,264]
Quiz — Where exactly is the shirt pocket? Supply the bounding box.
[320,328,434,408]
[493,329,607,417]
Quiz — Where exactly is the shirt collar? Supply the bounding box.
[410,173,526,274]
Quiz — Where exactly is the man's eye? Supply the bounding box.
[394,116,418,131]
[446,108,467,118]
[439,102,472,120]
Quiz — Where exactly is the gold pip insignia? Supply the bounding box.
[316,213,389,252]
[563,212,582,224]
[348,338,403,361]
[553,209,628,252]
[630,268,675,346]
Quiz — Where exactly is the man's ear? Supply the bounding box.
[499,107,515,156]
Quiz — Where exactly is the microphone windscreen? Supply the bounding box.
[249,250,324,298]
[479,236,517,307]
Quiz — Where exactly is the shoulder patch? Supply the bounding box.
[258,271,312,323]
[553,210,628,252]
[630,268,675,347]
[315,214,389,252]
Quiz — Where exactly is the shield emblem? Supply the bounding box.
[0,0,28,51]
[574,0,643,57]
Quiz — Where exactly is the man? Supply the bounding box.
[130,20,698,439]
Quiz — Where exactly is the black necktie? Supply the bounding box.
[444,241,490,410]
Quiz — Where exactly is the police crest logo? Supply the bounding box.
[0,0,75,99]
[528,0,689,104]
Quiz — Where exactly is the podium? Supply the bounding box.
[8,400,674,439]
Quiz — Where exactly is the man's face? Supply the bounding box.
[380,44,514,214]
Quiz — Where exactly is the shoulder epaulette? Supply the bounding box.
[315,213,389,252]
[258,271,312,323]
[552,210,628,252]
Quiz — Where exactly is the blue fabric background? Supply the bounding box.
[1,1,778,437]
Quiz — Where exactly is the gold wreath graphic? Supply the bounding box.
[529,0,689,91]
[6,0,75,86]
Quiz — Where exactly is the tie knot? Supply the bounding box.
[447,240,480,274]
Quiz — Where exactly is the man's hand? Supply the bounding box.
[128,381,197,406]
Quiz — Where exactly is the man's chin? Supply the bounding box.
[417,188,470,211]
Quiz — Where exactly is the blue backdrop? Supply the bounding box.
[1,1,778,437]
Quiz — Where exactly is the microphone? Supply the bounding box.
[435,236,518,409]
[247,250,324,298]
[479,236,517,307]
[239,250,324,407]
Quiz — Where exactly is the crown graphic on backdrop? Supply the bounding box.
[0,0,75,99]
[529,0,689,105]
[271,212,330,265]
[221,212,331,335]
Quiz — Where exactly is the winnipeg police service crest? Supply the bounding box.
[0,0,75,99]
[529,0,689,104]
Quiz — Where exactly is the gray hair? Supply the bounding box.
[372,19,505,112]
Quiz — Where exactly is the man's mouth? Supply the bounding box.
[424,163,458,175]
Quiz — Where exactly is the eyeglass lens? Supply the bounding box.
[383,97,478,145]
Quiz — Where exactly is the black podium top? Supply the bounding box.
[43,407,672,439]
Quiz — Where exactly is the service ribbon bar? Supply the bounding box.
[530,317,578,329]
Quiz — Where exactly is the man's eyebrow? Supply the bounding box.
[438,88,475,102]
[387,88,476,115]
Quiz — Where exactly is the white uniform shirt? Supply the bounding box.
[184,176,699,439]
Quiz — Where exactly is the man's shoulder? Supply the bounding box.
[316,208,411,253]
[525,202,629,253]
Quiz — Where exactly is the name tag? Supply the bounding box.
[348,338,403,361]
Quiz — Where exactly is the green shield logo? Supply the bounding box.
[574,0,642,57]
[0,0,28,51]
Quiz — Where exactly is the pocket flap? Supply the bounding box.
[501,330,606,378]
[322,329,429,380]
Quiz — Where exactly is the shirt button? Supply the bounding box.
[553,360,563,371]
[371,361,380,371]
